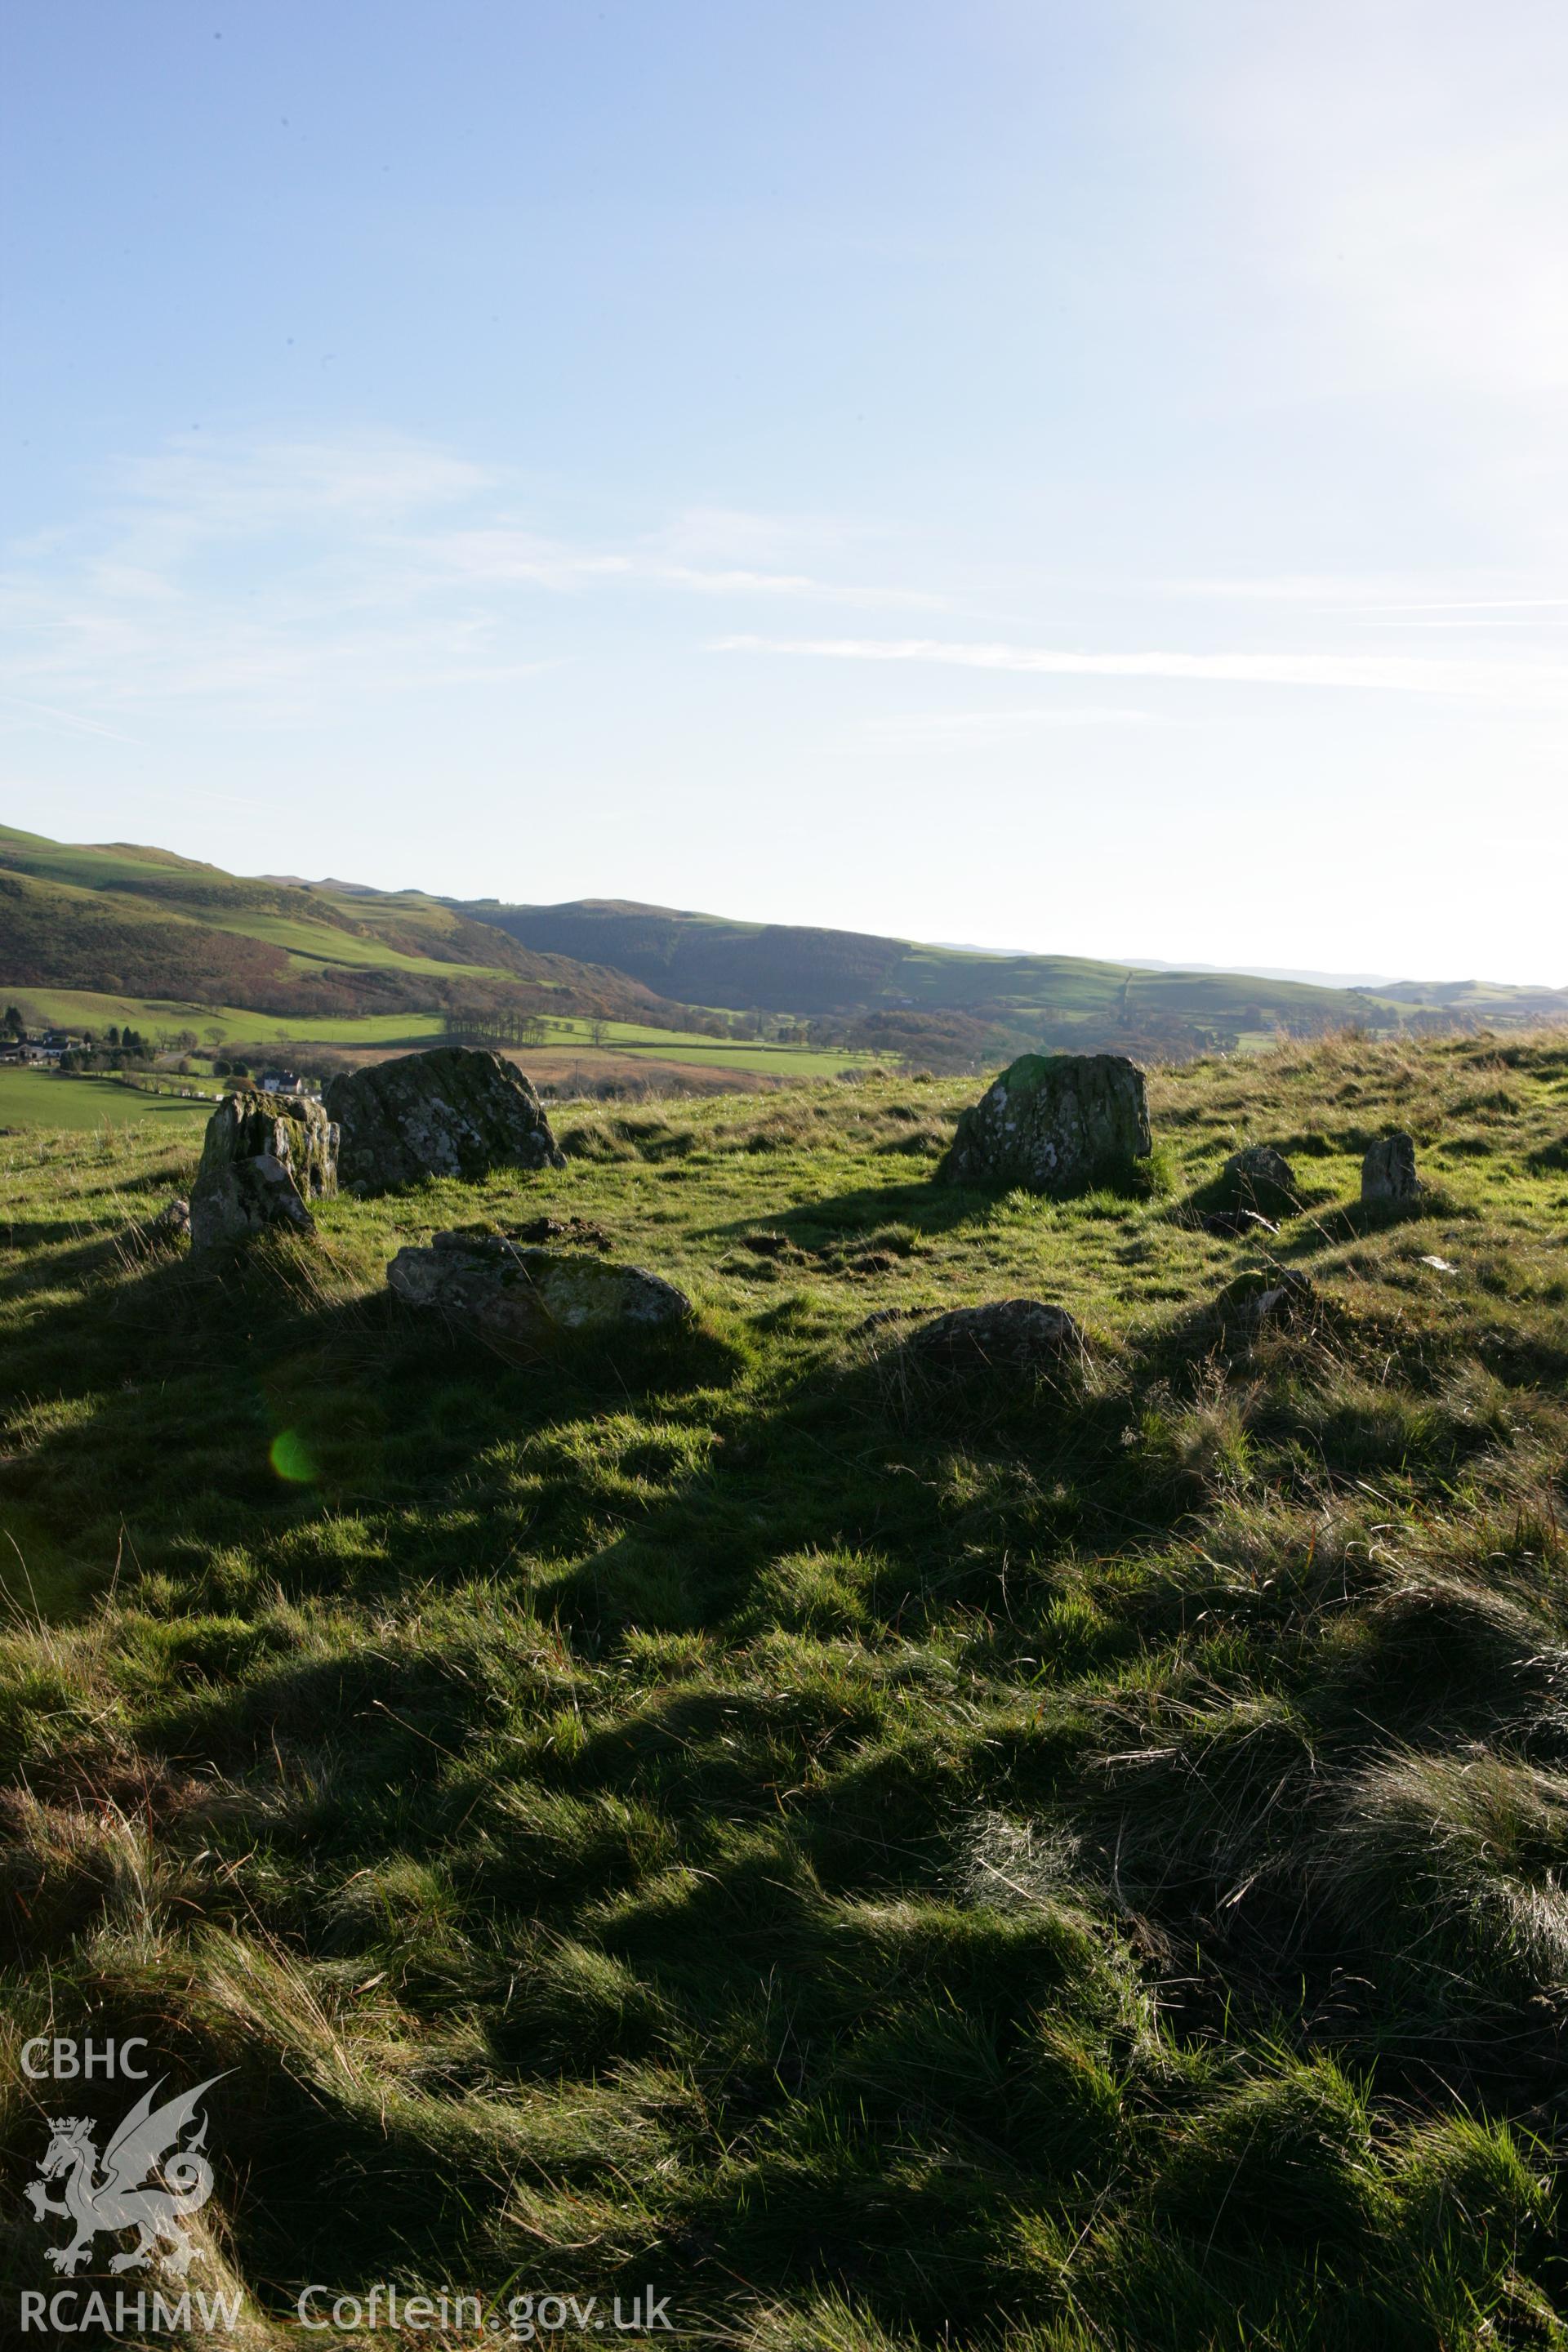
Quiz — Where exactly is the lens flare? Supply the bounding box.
[269,1428,316,1484]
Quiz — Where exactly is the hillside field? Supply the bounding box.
[3,993,873,1094]
[0,1068,216,1131]
[2,1033,1568,2345]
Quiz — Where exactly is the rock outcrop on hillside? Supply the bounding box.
[326,1048,564,1194]
[387,1231,692,1347]
[940,1054,1151,1196]
[189,1091,338,1250]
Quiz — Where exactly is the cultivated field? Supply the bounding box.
[2,1033,1567,2345]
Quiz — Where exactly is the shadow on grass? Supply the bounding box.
[2,1196,1564,2332]
[705,1174,1001,1254]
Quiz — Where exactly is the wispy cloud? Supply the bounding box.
[427,528,947,608]
[714,632,1568,705]
[862,706,1167,745]
[0,432,947,727]
[1162,573,1568,619]
[0,694,149,746]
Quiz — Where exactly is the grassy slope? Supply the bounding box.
[2,1037,1568,2347]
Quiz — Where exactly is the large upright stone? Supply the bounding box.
[189,1091,338,1251]
[940,1054,1151,1196]
[326,1048,565,1194]
[1362,1133,1421,1204]
[387,1232,692,1348]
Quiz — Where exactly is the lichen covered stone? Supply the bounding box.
[326,1048,565,1194]
[189,1091,338,1251]
[941,1054,1151,1196]
[387,1231,692,1348]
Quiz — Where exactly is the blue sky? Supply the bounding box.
[4,0,1566,980]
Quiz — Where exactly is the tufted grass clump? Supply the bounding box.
[1,1032,1567,2345]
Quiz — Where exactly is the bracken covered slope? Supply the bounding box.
[2,1031,1568,2347]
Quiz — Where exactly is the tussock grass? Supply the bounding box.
[2,1031,1568,2344]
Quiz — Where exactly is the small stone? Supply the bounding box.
[150,1196,190,1241]
[907,1298,1085,1374]
[326,1048,565,1194]
[510,1214,611,1250]
[1200,1208,1281,1239]
[1234,1269,1316,1328]
[1251,1278,1310,1323]
[387,1232,693,1348]
[854,1304,927,1336]
[941,1054,1151,1196]
[1218,1144,1298,1217]
[189,1093,338,1251]
[1362,1133,1421,1204]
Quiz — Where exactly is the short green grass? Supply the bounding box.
[0,1069,215,1130]
[3,1031,1568,2347]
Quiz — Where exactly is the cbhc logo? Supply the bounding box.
[20,2039,149,2081]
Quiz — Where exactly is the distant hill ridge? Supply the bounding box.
[452,892,1568,1047]
[2,822,1563,1059]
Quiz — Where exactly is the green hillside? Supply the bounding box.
[5,1031,1568,2343]
[0,824,680,1027]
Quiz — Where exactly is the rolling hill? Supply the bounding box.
[4,824,1564,1078]
[0,824,684,1027]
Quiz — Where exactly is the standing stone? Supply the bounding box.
[1362,1133,1421,1204]
[325,1048,566,1194]
[189,1092,338,1251]
[387,1232,692,1347]
[941,1054,1151,1196]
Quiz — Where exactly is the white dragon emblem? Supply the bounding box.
[24,2074,227,2278]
